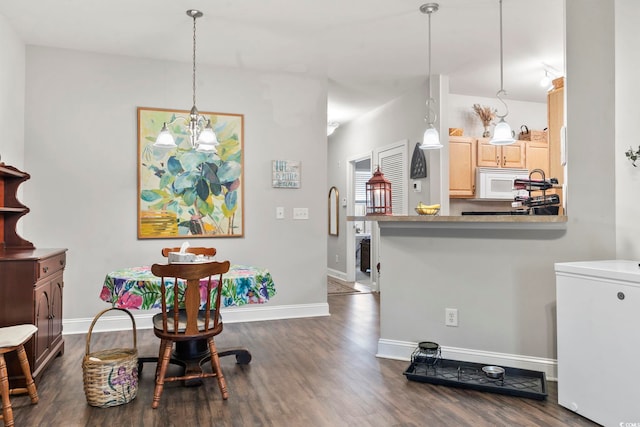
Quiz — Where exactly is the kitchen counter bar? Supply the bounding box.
[346,215,567,230]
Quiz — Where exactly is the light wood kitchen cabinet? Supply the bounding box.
[477,138,525,169]
[548,77,564,184]
[525,141,549,176]
[449,136,477,198]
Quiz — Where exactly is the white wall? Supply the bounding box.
[449,94,547,140]
[22,46,329,327]
[0,13,25,167]
[329,0,617,376]
[615,0,640,258]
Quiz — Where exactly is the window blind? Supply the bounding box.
[355,171,370,203]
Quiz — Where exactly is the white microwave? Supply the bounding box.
[476,168,529,199]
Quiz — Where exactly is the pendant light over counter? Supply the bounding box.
[490,0,515,146]
[419,3,442,150]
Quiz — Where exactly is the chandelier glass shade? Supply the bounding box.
[422,126,441,149]
[153,10,219,153]
[491,118,516,145]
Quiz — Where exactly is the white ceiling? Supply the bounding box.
[0,0,564,124]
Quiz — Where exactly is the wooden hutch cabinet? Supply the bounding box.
[0,163,66,384]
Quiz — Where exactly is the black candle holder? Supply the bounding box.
[411,341,441,367]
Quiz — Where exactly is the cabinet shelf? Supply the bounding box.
[0,162,33,249]
[0,207,28,213]
[0,164,28,179]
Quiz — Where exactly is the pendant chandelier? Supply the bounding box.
[153,10,218,153]
[490,0,515,146]
[419,3,442,150]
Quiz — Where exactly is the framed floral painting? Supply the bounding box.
[137,107,244,239]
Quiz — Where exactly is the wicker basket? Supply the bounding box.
[518,125,547,142]
[82,308,138,408]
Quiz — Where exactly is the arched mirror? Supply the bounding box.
[328,186,339,236]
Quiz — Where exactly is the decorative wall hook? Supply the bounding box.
[625,146,640,167]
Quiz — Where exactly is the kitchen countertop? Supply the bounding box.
[346,215,568,229]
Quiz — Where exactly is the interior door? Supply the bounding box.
[376,141,409,216]
[372,141,408,291]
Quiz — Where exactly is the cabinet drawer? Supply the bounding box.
[37,253,66,281]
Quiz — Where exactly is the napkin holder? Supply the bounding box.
[168,252,196,263]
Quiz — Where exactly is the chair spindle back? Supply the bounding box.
[151,261,230,336]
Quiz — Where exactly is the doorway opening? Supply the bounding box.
[354,158,372,286]
[346,153,373,290]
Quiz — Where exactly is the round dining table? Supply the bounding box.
[100,264,276,310]
[99,263,276,378]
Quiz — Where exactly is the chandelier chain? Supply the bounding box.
[153,10,218,152]
[427,11,432,101]
[495,0,509,119]
[192,13,197,108]
[499,0,504,92]
[420,3,438,126]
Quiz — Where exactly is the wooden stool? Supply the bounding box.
[0,325,39,427]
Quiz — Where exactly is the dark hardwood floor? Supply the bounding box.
[10,293,597,426]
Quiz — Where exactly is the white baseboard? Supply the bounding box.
[377,338,558,380]
[63,303,330,335]
[327,268,346,282]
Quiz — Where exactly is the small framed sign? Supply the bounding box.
[272,160,301,188]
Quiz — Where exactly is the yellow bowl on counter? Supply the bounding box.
[415,207,440,216]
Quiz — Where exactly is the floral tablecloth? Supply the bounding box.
[100,264,276,310]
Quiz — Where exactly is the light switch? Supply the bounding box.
[413,181,422,192]
[293,207,309,220]
[276,207,285,219]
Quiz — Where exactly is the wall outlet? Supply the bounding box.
[293,207,309,220]
[335,254,339,263]
[445,308,458,327]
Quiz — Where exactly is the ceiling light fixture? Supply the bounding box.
[419,3,442,150]
[540,70,552,88]
[540,63,562,91]
[153,10,218,153]
[327,121,340,136]
[490,0,515,146]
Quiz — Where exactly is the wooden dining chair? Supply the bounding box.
[0,325,39,427]
[136,246,219,375]
[160,247,217,258]
[150,260,230,409]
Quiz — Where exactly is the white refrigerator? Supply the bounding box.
[555,260,640,426]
